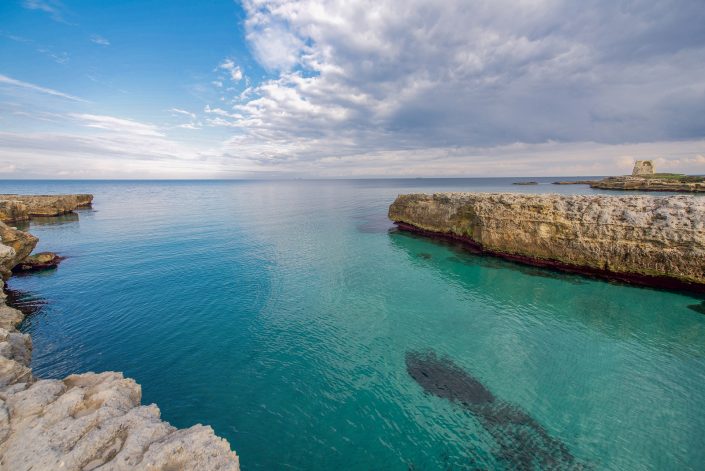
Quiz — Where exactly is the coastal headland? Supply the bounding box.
[589,160,705,192]
[389,192,705,292]
[0,195,240,470]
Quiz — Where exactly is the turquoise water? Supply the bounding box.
[4,179,705,470]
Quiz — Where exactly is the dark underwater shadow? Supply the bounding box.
[4,286,48,317]
[406,350,590,470]
[356,213,396,234]
[687,301,705,315]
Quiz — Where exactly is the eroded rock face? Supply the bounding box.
[389,192,705,290]
[0,223,38,280]
[13,252,63,273]
[590,176,705,192]
[0,194,94,219]
[0,235,240,469]
[0,201,29,224]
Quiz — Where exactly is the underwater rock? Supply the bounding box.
[687,301,705,315]
[406,351,586,470]
[389,192,705,292]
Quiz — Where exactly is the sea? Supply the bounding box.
[3,178,704,470]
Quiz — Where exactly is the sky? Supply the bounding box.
[1,0,704,179]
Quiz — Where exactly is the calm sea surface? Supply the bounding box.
[3,178,705,470]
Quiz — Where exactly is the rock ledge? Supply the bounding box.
[0,194,94,222]
[389,192,705,291]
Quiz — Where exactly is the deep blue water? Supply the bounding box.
[3,178,705,470]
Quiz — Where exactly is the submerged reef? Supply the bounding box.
[389,192,705,292]
[406,351,587,470]
[0,214,239,469]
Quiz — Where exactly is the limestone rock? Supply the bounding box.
[0,201,29,224]
[0,194,93,218]
[0,372,238,470]
[0,223,38,280]
[13,252,63,273]
[590,176,705,192]
[389,192,705,290]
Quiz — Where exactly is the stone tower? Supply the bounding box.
[632,160,654,176]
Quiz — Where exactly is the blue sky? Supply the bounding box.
[1,0,704,178]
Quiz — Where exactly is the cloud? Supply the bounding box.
[0,110,247,179]
[209,0,705,171]
[35,48,69,64]
[2,33,71,64]
[5,0,705,178]
[90,35,110,46]
[71,114,163,137]
[169,108,196,119]
[22,0,66,22]
[0,74,87,102]
[217,59,243,81]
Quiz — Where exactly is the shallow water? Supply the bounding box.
[3,178,705,470]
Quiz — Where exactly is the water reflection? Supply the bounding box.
[13,212,80,232]
[389,229,705,357]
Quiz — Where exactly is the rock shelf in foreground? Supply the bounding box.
[0,194,94,222]
[389,192,705,291]
[0,223,240,470]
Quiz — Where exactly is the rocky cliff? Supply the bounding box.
[0,201,29,224]
[0,194,94,221]
[0,226,240,470]
[389,193,705,291]
[0,223,38,280]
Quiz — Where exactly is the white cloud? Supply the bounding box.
[0,74,87,102]
[169,108,196,119]
[5,0,705,178]
[71,113,163,137]
[90,35,110,46]
[217,59,243,81]
[206,0,705,173]
[22,0,66,22]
